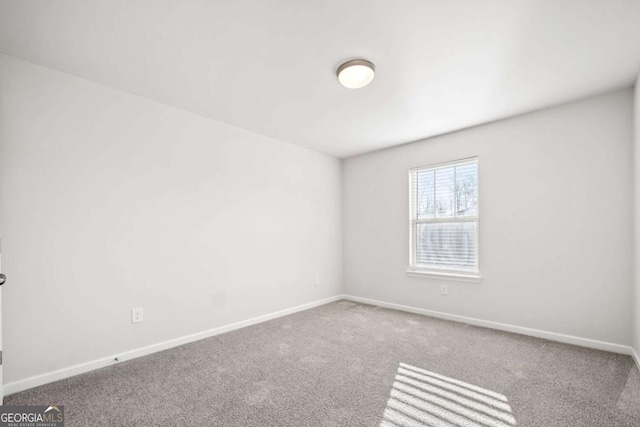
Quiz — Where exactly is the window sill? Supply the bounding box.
[406,269,482,283]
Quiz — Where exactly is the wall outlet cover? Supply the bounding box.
[131,308,144,324]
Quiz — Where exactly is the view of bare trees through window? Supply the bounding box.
[411,160,478,271]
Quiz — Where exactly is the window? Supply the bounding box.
[408,158,479,279]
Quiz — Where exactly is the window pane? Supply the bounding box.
[455,162,478,217]
[416,170,435,219]
[415,222,477,270]
[435,167,455,217]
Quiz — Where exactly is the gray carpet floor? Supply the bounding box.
[5,300,640,426]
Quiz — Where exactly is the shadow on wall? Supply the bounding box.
[380,363,517,427]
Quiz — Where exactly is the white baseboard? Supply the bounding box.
[343,295,633,356]
[4,294,345,397]
[5,293,635,397]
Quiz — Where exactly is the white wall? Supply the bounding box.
[634,74,640,357]
[0,52,635,391]
[0,55,343,384]
[344,90,634,346]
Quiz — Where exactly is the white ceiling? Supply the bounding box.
[1,1,639,158]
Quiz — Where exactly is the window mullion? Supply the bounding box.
[414,217,477,224]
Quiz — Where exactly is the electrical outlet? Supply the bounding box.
[131,307,143,324]
[440,284,448,296]
[314,276,320,287]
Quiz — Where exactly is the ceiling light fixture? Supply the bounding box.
[336,59,375,89]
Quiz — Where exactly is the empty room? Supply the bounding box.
[1,1,640,426]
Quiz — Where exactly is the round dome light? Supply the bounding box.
[336,59,375,89]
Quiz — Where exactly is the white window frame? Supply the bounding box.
[407,157,481,282]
